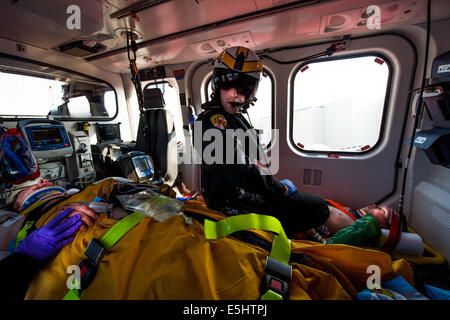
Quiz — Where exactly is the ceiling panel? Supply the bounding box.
[254,0,315,10]
[0,0,103,50]
[107,0,258,40]
[1,0,449,74]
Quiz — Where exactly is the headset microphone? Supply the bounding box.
[232,97,257,113]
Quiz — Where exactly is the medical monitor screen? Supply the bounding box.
[135,157,150,172]
[31,127,62,146]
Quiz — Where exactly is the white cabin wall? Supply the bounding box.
[174,62,201,192]
[400,18,450,263]
[264,34,415,209]
[184,61,213,192]
[120,73,140,142]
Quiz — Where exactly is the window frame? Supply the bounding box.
[203,68,276,150]
[289,52,393,155]
[0,52,119,121]
[203,74,212,104]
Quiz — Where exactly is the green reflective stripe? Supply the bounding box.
[63,277,83,300]
[63,288,82,300]
[270,226,290,265]
[100,212,144,250]
[261,290,283,300]
[14,221,34,249]
[204,214,291,264]
[205,214,280,238]
[62,212,145,300]
[204,214,292,301]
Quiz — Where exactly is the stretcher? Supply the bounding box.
[11,178,415,300]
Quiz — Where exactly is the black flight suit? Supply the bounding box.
[196,101,330,237]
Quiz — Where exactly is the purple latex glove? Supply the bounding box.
[280,179,298,196]
[15,208,82,261]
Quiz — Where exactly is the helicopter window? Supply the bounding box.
[66,95,90,116]
[291,54,391,153]
[0,54,117,121]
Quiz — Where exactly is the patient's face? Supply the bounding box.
[13,179,57,212]
[362,204,390,228]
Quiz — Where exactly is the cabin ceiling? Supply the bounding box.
[0,0,449,73]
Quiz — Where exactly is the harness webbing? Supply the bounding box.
[14,221,33,250]
[204,214,291,300]
[326,199,358,221]
[100,212,144,251]
[63,212,145,300]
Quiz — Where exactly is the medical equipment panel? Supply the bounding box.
[17,119,73,159]
[65,131,95,187]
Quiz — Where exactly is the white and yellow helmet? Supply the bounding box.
[212,46,263,100]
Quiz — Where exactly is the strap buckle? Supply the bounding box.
[79,259,97,290]
[78,239,106,290]
[85,238,106,265]
[260,256,292,300]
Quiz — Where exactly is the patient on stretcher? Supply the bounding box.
[1,178,175,246]
[174,182,393,243]
[315,201,392,239]
[0,180,103,255]
[2,177,441,301]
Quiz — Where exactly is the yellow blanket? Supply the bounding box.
[25,179,413,300]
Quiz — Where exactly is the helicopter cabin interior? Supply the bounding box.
[0,0,449,301]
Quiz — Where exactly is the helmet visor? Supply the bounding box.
[213,69,259,99]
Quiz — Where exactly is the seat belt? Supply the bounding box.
[63,212,145,300]
[204,214,292,300]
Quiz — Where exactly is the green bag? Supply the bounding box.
[328,215,381,246]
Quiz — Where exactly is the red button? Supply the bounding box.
[80,265,87,277]
[65,143,69,147]
[270,278,282,291]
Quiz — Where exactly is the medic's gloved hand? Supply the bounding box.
[189,113,197,124]
[15,208,82,262]
[280,179,297,196]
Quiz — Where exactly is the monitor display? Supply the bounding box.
[31,127,62,146]
[135,157,151,173]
